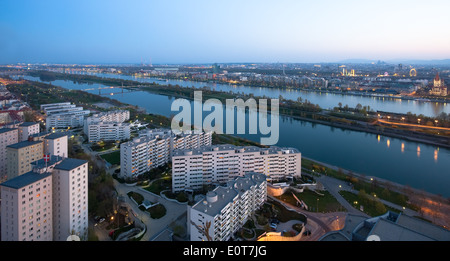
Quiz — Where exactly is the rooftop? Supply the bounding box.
[7,140,42,149]
[191,172,266,217]
[53,158,88,171]
[19,122,39,127]
[45,132,69,140]
[0,127,17,134]
[0,170,52,189]
[172,144,299,157]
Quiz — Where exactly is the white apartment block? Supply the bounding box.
[119,129,212,179]
[45,114,85,131]
[120,135,171,180]
[40,102,74,114]
[86,122,131,143]
[42,103,90,131]
[188,172,267,241]
[83,110,131,142]
[84,110,130,127]
[44,132,68,158]
[172,144,301,192]
[18,122,40,142]
[0,128,19,183]
[0,168,53,241]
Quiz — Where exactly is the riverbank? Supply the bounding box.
[23,70,450,148]
[133,74,450,104]
[301,156,450,229]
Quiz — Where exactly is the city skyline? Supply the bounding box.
[1,0,450,64]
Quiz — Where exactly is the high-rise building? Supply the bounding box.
[172,144,301,192]
[0,169,53,241]
[0,128,19,183]
[18,122,40,142]
[120,129,212,180]
[42,103,90,131]
[50,157,89,241]
[188,172,267,241]
[83,110,131,142]
[6,140,44,181]
[86,122,131,143]
[44,132,68,158]
[0,155,89,241]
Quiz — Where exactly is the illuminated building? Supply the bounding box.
[430,72,447,96]
[171,144,301,193]
[188,172,267,241]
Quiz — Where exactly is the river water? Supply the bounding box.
[18,74,450,197]
[75,72,449,117]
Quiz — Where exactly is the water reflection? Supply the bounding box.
[401,142,405,153]
[417,146,421,158]
[434,149,439,162]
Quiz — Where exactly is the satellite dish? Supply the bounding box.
[367,235,381,241]
[67,235,80,241]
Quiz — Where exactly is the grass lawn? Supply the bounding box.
[338,190,400,217]
[100,151,121,165]
[144,176,172,195]
[148,204,166,219]
[276,188,344,213]
[127,191,144,205]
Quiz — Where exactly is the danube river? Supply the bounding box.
[72,72,448,117]
[19,75,450,197]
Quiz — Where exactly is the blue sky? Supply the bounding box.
[1,0,449,64]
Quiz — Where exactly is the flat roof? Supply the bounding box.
[7,140,42,149]
[53,158,88,171]
[45,132,69,140]
[191,172,266,217]
[19,122,39,127]
[0,128,17,134]
[0,171,52,189]
[172,144,300,157]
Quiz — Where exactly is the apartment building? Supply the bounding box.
[86,122,131,143]
[188,172,267,241]
[0,169,53,241]
[42,103,90,131]
[83,110,131,142]
[120,135,171,180]
[0,128,19,183]
[119,129,212,180]
[51,158,89,241]
[172,144,301,192]
[44,132,68,158]
[84,110,130,128]
[18,122,40,142]
[6,140,44,181]
[0,155,89,241]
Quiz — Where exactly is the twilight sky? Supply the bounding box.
[1,0,449,64]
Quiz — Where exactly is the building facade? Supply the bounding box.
[0,128,19,183]
[18,122,40,142]
[430,72,447,96]
[86,122,131,143]
[119,129,212,180]
[6,140,44,181]
[0,170,53,241]
[188,172,267,241]
[0,156,89,241]
[44,132,68,158]
[51,158,89,241]
[172,144,301,192]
